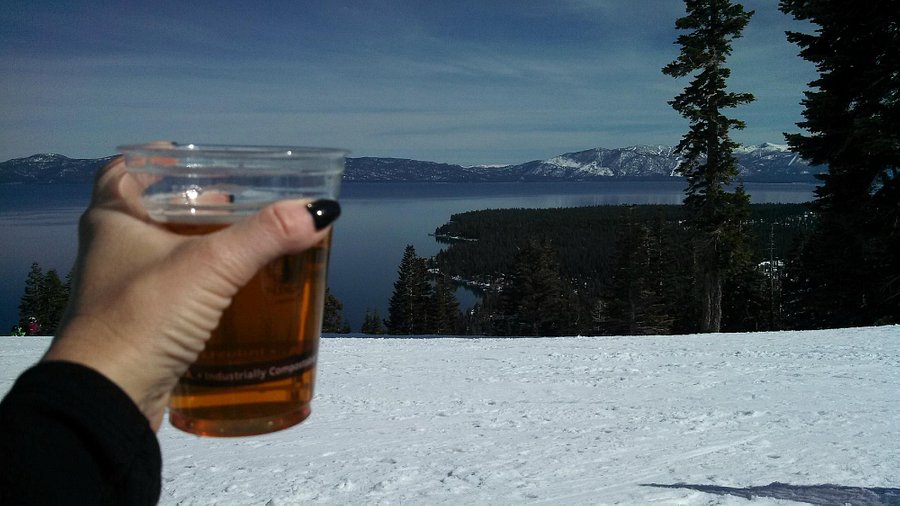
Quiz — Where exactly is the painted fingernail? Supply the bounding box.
[307,200,341,230]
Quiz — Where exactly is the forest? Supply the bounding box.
[421,203,812,336]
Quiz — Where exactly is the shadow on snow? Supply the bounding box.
[642,482,900,505]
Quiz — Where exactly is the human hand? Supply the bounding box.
[42,154,340,431]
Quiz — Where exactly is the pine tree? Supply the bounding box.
[18,263,44,332]
[663,0,756,332]
[463,298,501,336]
[409,256,433,334]
[360,308,386,334]
[498,240,571,336]
[322,288,351,333]
[603,217,674,335]
[42,269,68,335]
[17,263,71,335]
[722,263,770,332]
[780,0,900,326]
[429,272,461,334]
[19,262,47,331]
[386,245,433,334]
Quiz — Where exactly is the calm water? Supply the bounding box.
[0,181,817,332]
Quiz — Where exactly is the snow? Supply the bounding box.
[544,156,615,177]
[544,155,586,169]
[2,327,898,505]
[734,143,790,155]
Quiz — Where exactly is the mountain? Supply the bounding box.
[0,144,822,184]
[507,145,684,180]
[518,143,821,181]
[345,143,821,182]
[344,157,495,182]
[0,154,114,184]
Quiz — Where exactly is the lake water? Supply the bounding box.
[0,181,817,332]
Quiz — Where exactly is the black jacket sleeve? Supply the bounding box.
[0,361,161,505]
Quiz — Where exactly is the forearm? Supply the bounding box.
[0,361,161,505]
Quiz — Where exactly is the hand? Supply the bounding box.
[43,155,339,431]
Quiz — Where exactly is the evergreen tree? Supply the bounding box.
[322,288,351,333]
[721,263,770,332]
[409,256,434,334]
[42,269,68,335]
[17,263,71,335]
[498,240,571,336]
[360,308,386,334]
[663,0,756,332]
[18,263,44,329]
[386,245,433,334]
[430,272,461,334]
[602,218,674,335]
[463,298,501,336]
[780,0,900,326]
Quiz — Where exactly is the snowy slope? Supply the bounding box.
[1,327,898,505]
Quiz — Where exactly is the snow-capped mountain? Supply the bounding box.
[510,143,818,181]
[346,143,820,182]
[0,144,822,184]
[510,145,684,180]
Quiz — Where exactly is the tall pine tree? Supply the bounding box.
[322,288,351,333]
[18,263,44,332]
[602,216,674,335]
[430,273,461,334]
[663,0,755,332]
[386,245,433,334]
[780,0,900,326]
[498,240,571,336]
[42,269,68,335]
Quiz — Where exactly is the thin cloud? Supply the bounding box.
[1,0,815,164]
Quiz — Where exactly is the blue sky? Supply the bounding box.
[1,0,815,165]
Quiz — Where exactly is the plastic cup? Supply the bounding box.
[119,143,346,436]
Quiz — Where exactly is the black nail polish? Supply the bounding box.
[307,200,341,230]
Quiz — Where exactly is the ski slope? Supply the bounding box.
[2,326,898,504]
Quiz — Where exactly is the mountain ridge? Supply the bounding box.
[0,144,823,184]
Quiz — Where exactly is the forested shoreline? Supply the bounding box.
[421,203,813,336]
[12,201,893,337]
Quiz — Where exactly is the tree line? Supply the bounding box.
[14,263,71,335]
[428,204,812,336]
[14,263,353,336]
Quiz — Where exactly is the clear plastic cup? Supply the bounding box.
[119,143,346,436]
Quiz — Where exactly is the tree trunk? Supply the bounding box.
[700,263,723,333]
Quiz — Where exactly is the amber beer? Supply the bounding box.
[165,220,331,437]
[119,142,345,436]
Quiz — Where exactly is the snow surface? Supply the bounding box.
[2,327,898,505]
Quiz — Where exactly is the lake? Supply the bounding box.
[0,181,817,332]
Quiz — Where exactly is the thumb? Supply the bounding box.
[200,199,341,291]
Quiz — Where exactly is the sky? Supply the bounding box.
[1,0,817,166]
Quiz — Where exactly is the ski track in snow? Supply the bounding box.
[2,326,898,505]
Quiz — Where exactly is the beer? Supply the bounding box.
[164,221,331,437]
[119,141,346,436]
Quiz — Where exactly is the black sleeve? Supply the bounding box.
[0,361,161,505]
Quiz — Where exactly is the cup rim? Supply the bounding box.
[117,142,349,159]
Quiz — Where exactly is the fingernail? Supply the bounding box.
[307,200,341,230]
